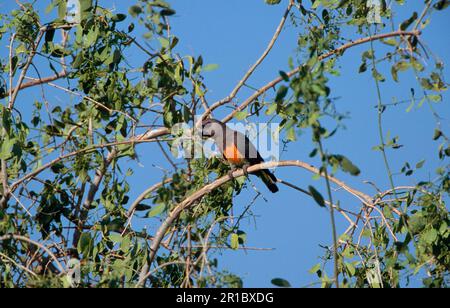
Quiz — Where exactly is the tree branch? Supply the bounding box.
[221,30,421,123]
[127,178,173,217]
[0,234,65,273]
[8,30,46,110]
[0,71,69,99]
[137,159,372,287]
[72,149,117,247]
[203,0,295,119]
[8,127,170,195]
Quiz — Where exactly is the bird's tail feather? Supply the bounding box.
[257,169,279,193]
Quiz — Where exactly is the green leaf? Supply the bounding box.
[120,236,132,253]
[159,37,170,49]
[57,0,67,20]
[266,104,277,115]
[427,94,442,102]
[235,110,248,121]
[50,162,65,174]
[423,228,438,244]
[79,0,93,21]
[265,0,282,5]
[391,66,399,82]
[308,186,326,208]
[85,27,99,46]
[147,204,166,218]
[109,233,123,243]
[342,247,354,258]
[372,69,386,82]
[279,71,290,82]
[112,14,127,22]
[271,278,291,287]
[340,156,361,176]
[420,78,434,90]
[45,2,55,14]
[331,155,361,176]
[311,0,322,9]
[359,62,367,73]
[72,53,84,69]
[112,49,121,64]
[434,0,450,10]
[433,129,443,141]
[77,232,94,257]
[381,38,398,46]
[0,138,16,159]
[135,204,152,211]
[400,12,418,31]
[275,85,289,103]
[439,221,448,235]
[395,61,411,72]
[416,160,425,169]
[203,64,219,72]
[345,262,356,276]
[286,127,297,142]
[230,233,239,250]
[309,263,321,274]
[160,9,176,16]
[129,5,143,17]
[406,99,415,112]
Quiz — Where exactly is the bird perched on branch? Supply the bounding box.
[201,119,279,193]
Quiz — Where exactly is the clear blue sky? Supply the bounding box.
[1,0,448,287]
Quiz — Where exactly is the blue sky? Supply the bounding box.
[0,0,449,287]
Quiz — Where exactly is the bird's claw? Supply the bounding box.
[228,169,235,180]
[242,164,249,177]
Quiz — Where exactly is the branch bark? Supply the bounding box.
[0,71,69,99]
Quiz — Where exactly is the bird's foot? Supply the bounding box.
[228,169,236,180]
[242,164,250,177]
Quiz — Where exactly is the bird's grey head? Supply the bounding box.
[201,119,225,139]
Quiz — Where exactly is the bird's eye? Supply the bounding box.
[210,129,215,136]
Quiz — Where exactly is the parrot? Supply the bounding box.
[201,119,279,193]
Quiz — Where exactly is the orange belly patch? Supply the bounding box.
[223,145,245,165]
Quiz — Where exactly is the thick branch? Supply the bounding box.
[137,160,372,287]
[1,71,69,99]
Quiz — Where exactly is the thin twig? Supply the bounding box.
[220,30,421,123]
[24,77,137,124]
[8,30,46,109]
[203,0,295,119]
[0,234,65,273]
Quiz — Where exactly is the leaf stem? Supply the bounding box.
[317,138,340,289]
